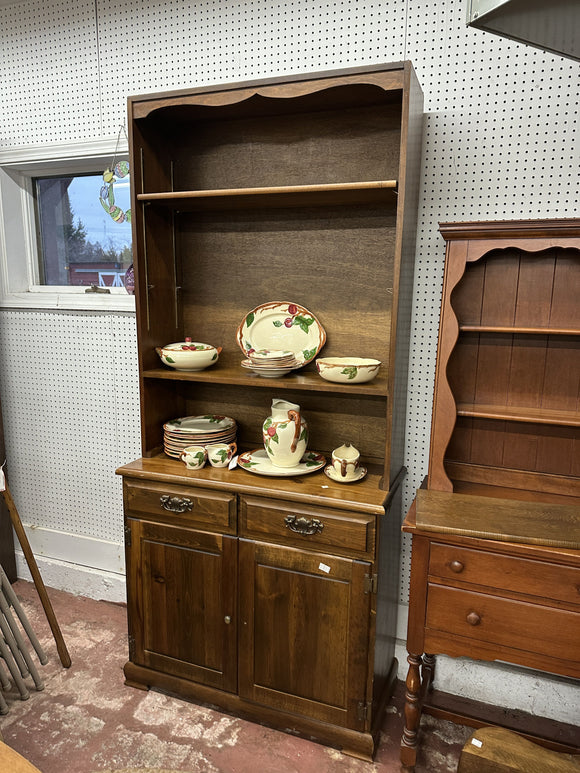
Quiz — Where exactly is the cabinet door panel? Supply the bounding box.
[238,539,371,730]
[127,518,237,692]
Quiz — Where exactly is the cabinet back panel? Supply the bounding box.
[448,334,580,412]
[178,208,396,366]
[452,248,580,329]
[181,383,387,462]
[446,418,578,478]
[139,97,402,191]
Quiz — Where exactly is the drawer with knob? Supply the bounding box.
[429,543,580,606]
[425,584,580,665]
[239,495,376,559]
[123,479,236,533]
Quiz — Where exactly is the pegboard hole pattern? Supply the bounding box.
[0,311,140,543]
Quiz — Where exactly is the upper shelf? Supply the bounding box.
[459,325,580,336]
[137,180,398,211]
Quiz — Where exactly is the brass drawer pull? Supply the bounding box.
[466,611,481,626]
[284,515,324,536]
[224,615,232,625]
[449,560,465,573]
[160,495,193,513]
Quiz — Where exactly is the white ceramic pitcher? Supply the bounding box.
[262,398,308,467]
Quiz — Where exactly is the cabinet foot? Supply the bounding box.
[123,661,150,691]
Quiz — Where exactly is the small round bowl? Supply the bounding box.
[156,341,221,371]
[315,357,381,384]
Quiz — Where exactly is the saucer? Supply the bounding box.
[323,464,367,483]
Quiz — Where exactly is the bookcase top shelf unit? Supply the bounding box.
[429,218,580,498]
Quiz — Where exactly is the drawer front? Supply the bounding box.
[429,543,580,606]
[426,584,580,663]
[239,496,376,559]
[124,479,236,533]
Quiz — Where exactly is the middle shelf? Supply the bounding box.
[456,402,580,427]
[143,365,389,397]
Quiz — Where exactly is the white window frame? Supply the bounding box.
[0,138,135,311]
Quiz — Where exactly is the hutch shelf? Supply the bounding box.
[400,219,580,771]
[117,62,424,760]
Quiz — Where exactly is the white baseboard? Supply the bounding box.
[15,550,126,604]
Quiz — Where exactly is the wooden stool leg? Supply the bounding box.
[400,652,424,771]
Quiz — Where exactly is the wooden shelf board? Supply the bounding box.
[142,366,389,396]
[456,403,580,427]
[137,180,398,210]
[459,325,580,336]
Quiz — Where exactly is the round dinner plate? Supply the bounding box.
[164,415,236,434]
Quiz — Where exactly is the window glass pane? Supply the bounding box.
[34,172,132,287]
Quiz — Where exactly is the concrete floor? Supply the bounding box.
[0,581,472,772]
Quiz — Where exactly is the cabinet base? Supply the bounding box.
[123,660,378,760]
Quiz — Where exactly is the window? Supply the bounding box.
[0,141,135,311]
[34,172,132,288]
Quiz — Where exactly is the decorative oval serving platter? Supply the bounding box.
[236,302,326,367]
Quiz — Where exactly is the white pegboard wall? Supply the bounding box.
[0,0,100,146]
[0,0,409,146]
[0,310,140,544]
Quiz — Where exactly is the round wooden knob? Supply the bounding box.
[449,560,464,573]
[466,611,481,626]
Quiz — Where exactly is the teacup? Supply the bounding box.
[180,445,207,470]
[331,442,360,480]
[207,442,237,468]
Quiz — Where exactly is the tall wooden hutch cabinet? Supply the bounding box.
[117,62,424,759]
[401,220,580,770]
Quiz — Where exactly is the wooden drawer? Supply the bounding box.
[426,584,580,663]
[123,479,236,533]
[429,543,580,606]
[239,495,376,559]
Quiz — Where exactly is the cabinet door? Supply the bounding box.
[238,539,371,730]
[127,518,237,692]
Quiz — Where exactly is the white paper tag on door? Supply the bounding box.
[318,562,331,574]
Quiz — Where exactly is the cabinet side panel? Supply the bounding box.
[372,486,401,708]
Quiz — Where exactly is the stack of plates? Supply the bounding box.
[163,414,237,459]
[249,349,297,366]
[241,348,300,378]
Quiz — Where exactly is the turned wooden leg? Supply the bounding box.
[422,652,436,692]
[400,652,423,771]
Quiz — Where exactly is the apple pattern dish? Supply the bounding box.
[238,448,326,477]
[163,414,237,459]
[236,302,326,368]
